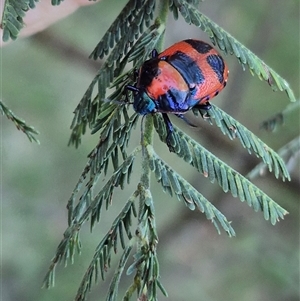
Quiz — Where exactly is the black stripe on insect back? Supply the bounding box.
[206,54,226,83]
[138,58,160,88]
[166,51,205,87]
[185,39,212,54]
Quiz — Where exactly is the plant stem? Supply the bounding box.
[138,0,170,214]
[156,0,170,49]
[134,0,170,297]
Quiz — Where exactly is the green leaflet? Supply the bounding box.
[248,135,300,180]
[69,22,164,147]
[147,146,236,236]
[1,0,39,41]
[43,153,137,290]
[0,99,40,143]
[74,195,137,301]
[153,115,288,225]
[192,104,291,181]
[90,0,156,60]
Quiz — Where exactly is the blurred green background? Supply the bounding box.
[2,0,299,300]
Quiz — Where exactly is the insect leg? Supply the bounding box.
[175,113,197,127]
[162,113,175,152]
[126,85,139,93]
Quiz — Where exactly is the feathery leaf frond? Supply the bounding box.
[260,100,300,131]
[125,187,167,300]
[43,225,82,289]
[1,0,38,41]
[0,99,39,143]
[169,0,201,19]
[147,146,236,236]
[43,153,137,289]
[105,245,134,301]
[153,115,288,225]
[248,136,300,179]
[67,105,138,225]
[51,0,63,5]
[172,0,296,103]
[74,194,137,301]
[69,21,164,147]
[69,150,137,229]
[192,105,291,181]
[90,0,156,60]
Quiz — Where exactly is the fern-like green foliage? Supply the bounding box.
[247,135,300,180]
[1,0,38,41]
[69,0,161,147]
[170,0,296,103]
[0,99,39,143]
[260,100,300,131]
[153,115,288,225]
[43,153,137,287]
[147,145,236,235]
[192,105,291,181]
[247,101,300,178]
[41,1,297,301]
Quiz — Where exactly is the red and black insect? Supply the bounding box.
[127,39,229,147]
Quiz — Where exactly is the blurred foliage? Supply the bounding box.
[0,99,40,143]
[2,0,299,301]
[1,0,39,41]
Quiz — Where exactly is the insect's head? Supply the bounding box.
[127,85,156,115]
